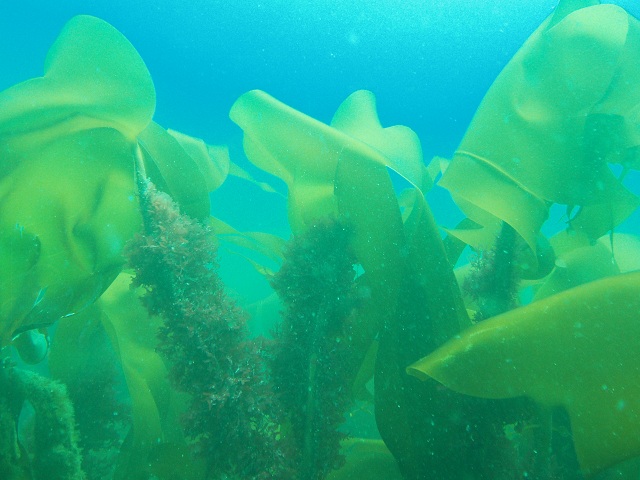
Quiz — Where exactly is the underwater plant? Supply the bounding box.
[4,0,640,478]
[269,218,360,479]
[0,360,84,480]
[126,175,293,479]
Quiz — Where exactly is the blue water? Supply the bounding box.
[5,0,638,155]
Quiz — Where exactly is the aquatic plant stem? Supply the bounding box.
[126,177,294,479]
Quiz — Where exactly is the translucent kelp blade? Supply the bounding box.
[97,274,202,479]
[229,89,424,233]
[326,439,403,480]
[209,216,286,267]
[0,15,155,142]
[330,90,429,192]
[408,272,640,476]
[440,3,640,250]
[0,129,141,346]
[0,15,154,346]
[167,129,230,192]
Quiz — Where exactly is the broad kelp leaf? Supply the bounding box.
[333,153,405,355]
[97,273,194,480]
[209,216,286,267]
[0,15,154,143]
[0,15,154,346]
[166,129,230,192]
[408,272,640,476]
[48,272,190,480]
[533,231,640,300]
[0,128,141,346]
[227,161,280,194]
[330,90,428,191]
[137,122,210,221]
[229,89,425,233]
[533,233,619,300]
[440,2,640,251]
[230,90,342,232]
[231,89,493,477]
[401,189,471,339]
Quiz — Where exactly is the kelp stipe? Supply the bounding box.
[269,218,360,479]
[126,178,295,479]
[0,360,84,480]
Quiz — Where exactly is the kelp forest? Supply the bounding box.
[3,1,640,479]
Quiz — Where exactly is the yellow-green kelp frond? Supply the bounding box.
[408,271,640,476]
[0,15,155,346]
[229,89,426,233]
[440,2,640,254]
[0,15,155,143]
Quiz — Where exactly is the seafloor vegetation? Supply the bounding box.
[2,0,640,478]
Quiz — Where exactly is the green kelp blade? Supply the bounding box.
[137,122,210,221]
[440,2,640,251]
[227,160,280,194]
[335,148,471,477]
[0,15,154,345]
[533,231,640,301]
[400,188,470,339]
[330,90,429,192]
[334,150,405,358]
[0,15,155,143]
[230,90,338,232]
[98,273,199,479]
[166,129,230,192]
[408,271,640,476]
[209,216,286,267]
[51,273,202,480]
[0,128,141,346]
[229,89,426,233]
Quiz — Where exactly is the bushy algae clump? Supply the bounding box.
[269,218,360,479]
[126,176,294,479]
[0,361,84,480]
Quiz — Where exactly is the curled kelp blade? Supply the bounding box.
[408,271,640,476]
[0,15,155,142]
[49,272,202,479]
[210,216,286,268]
[330,90,429,192]
[326,438,403,480]
[166,129,230,192]
[1,129,142,346]
[229,89,425,233]
[440,1,640,253]
[0,15,154,346]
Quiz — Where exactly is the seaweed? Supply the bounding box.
[269,218,360,479]
[4,1,640,478]
[0,360,84,480]
[126,178,294,479]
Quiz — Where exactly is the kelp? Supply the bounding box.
[0,12,153,339]
[232,89,551,479]
[0,14,226,347]
[3,1,640,479]
[408,272,640,476]
[440,0,640,255]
